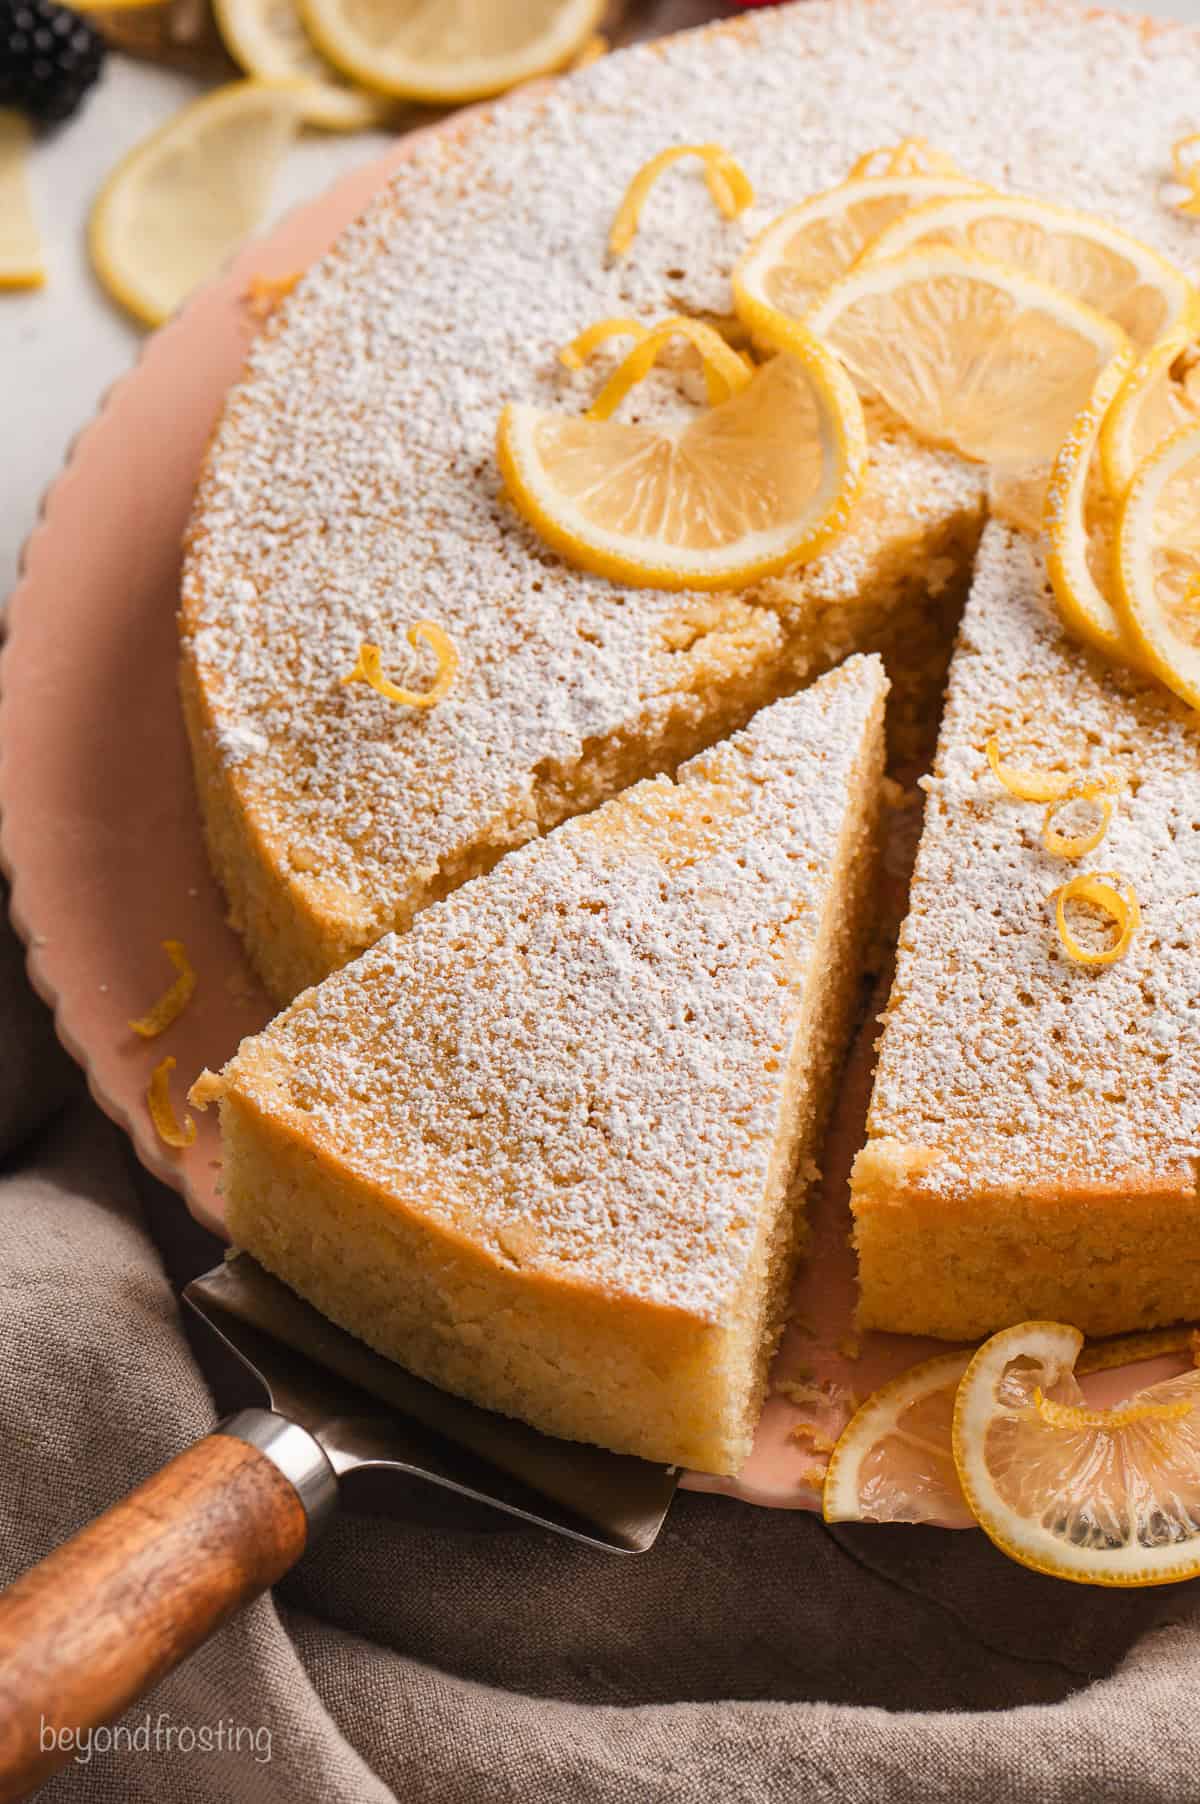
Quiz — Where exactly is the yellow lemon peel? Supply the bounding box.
[1032,1386,1192,1431]
[1041,781,1119,860]
[1054,871,1140,966]
[243,270,300,322]
[559,316,650,370]
[147,1056,196,1149]
[129,939,197,1039]
[586,316,752,420]
[985,736,1072,803]
[847,137,965,180]
[342,622,459,709]
[1171,135,1200,218]
[609,145,753,257]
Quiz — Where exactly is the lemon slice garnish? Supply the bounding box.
[804,247,1127,468]
[213,0,391,130]
[608,145,754,258]
[822,1349,976,1527]
[953,1320,1200,1585]
[847,138,967,180]
[89,80,304,327]
[858,192,1196,348]
[731,173,984,337]
[1100,327,1200,498]
[1113,420,1200,710]
[1044,344,1141,663]
[497,318,866,591]
[0,110,45,290]
[298,0,604,103]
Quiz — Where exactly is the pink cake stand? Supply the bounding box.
[0,130,1184,1518]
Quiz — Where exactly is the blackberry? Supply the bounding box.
[0,0,105,127]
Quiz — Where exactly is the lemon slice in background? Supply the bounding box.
[0,110,45,289]
[1100,327,1200,497]
[1044,346,1139,663]
[497,324,866,591]
[90,80,304,326]
[213,0,392,130]
[732,174,985,340]
[822,1350,976,1527]
[804,246,1127,467]
[300,0,604,103]
[1114,421,1200,710]
[954,1321,1200,1586]
[857,192,1195,348]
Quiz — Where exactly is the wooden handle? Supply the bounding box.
[0,1429,311,1802]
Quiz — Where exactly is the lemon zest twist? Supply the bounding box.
[342,622,459,710]
[609,145,754,258]
[586,315,753,421]
[559,317,650,370]
[1171,135,1200,219]
[1054,871,1141,967]
[985,736,1073,803]
[1041,782,1118,860]
[147,1056,196,1150]
[129,938,196,1039]
[1033,1385,1192,1431]
[848,137,965,180]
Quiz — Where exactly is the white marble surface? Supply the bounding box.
[2,0,1199,598]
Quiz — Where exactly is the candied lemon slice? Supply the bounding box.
[859,193,1195,348]
[0,110,44,289]
[1100,328,1200,498]
[89,80,304,327]
[804,247,1127,467]
[299,0,603,103]
[822,1350,976,1527]
[732,173,983,336]
[497,320,866,591]
[1044,344,1140,663]
[953,1321,1200,1585]
[213,0,391,130]
[1113,421,1200,710]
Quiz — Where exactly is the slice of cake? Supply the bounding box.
[852,525,1200,1341]
[210,658,887,1474]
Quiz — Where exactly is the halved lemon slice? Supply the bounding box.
[1114,421,1200,710]
[822,1350,976,1527]
[497,320,866,591]
[954,1321,1200,1586]
[732,174,984,340]
[1044,345,1139,663]
[89,80,304,327]
[213,0,392,130]
[804,247,1128,467]
[299,0,604,103]
[1100,328,1200,498]
[0,110,45,289]
[858,193,1195,348]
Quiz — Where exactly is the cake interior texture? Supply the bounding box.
[218,659,887,1475]
[853,525,1200,1340]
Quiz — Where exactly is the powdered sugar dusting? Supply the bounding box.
[867,523,1200,1191]
[228,661,885,1319]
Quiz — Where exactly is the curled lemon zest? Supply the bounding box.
[1054,871,1141,967]
[147,1056,195,1150]
[342,622,459,710]
[243,271,300,323]
[1171,135,1200,218]
[560,317,650,370]
[586,315,753,421]
[985,736,1072,803]
[129,939,196,1039]
[1042,782,1118,860]
[1033,1385,1192,1430]
[609,145,754,257]
[848,137,964,180]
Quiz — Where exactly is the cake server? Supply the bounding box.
[0,1252,677,1802]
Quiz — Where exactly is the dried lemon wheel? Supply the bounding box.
[858,192,1195,348]
[497,320,866,591]
[1100,328,1200,498]
[213,0,392,130]
[1044,345,1139,663]
[732,173,984,336]
[0,110,44,289]
[299,0,604,103]
[89,80,305,327]
[1114,421,1200,710]
[953,1321,1200,1586]
[804,247,1127,467]
[822,1350,976,1527]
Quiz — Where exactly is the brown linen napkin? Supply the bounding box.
[4,901,1200,1803]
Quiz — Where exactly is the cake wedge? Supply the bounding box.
[208,656,887,1475]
